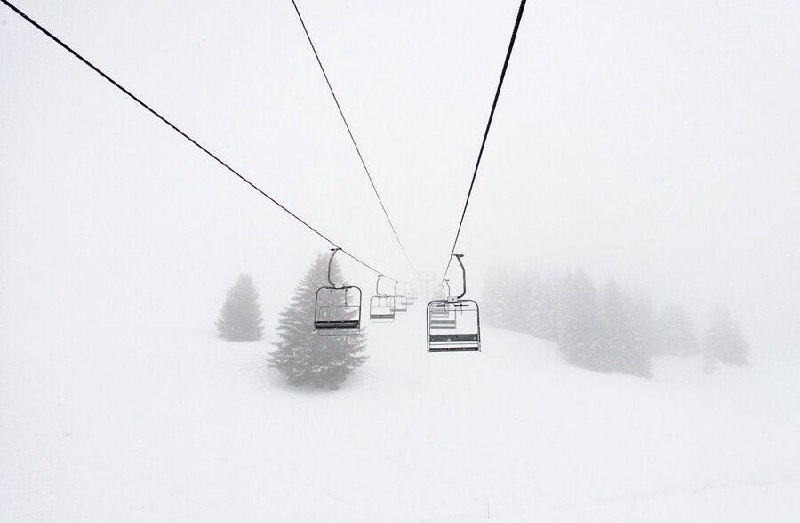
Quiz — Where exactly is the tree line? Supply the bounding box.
[482,265,748,378]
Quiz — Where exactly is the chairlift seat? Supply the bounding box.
[370,295,396,322]
[427,299,480,352]
[391,294,408,313]
[315,286,362,336]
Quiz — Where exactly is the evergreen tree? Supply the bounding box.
[486,267,536,332]
[601,283,652,378]
[599,278,629,373]
[559,270,605,370]
[268,253,367,390]
[703,306,748,371]
[481,265,529,331]
[656,303,698,356]
[216,273,263,341]
[481,264,507,327]
[511,268,536,332]
[529,273,561,342]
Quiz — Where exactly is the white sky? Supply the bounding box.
[2,0,799,354]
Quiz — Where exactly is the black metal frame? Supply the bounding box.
[369,274,396,322]
[314,248,362,335]
[390,281,408,313]
[427,254,481,352]
[426,299,481,352]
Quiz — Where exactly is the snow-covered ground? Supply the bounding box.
[2,304,799,521]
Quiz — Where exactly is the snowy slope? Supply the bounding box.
[2,304,799,521]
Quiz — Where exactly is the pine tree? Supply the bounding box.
[599,278,629,373]
[507,268,535,332]
[216,273,263,341]
[481,264,507,327]
[559,270,606,370]
[605,284,653,379]
[703,306,748,371]
[561,277,651,379]
[268,253,367,390]
[529,273,560,342]
[656,303,698,356]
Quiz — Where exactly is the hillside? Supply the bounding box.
[2,304,799,521]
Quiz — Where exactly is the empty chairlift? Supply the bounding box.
[370,274,396,322]
[427,254,481,352]
[406,285,418,306]
[314,247,362,335]
[391,281,408,313]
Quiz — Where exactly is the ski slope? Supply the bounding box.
[2,305,799,521]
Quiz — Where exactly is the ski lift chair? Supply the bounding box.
[427,255,481,352]
[406,287,417,306]
[370,274,396,322]
[314,248,362,336]
[391,281,408,313]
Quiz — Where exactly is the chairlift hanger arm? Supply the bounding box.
[327,247,341,287]
[454,254,466,300]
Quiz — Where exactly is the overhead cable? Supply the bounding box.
[441,0,527,280]
[2,0,400,281]
[290,0,420,279]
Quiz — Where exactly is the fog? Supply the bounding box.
[3,0,799,354]
[3,0,800,519]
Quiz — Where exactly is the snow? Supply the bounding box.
[3,1,799,519]
[2,307,799,521]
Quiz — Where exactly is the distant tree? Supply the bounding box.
[629,291,657,356]
[506,268,536,332]
[559,270,607,371]
[703,306,748,371]
[482,265,535,332]
[268,253,367,390]
[598,279,629,373]
[481,264,507,328]
[487,265,656,378]
[599,281,652,378]
[216,273,263,341]
[656,303,698,356]
[529,273,561,342]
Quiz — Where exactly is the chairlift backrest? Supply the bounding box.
[406,291,417,305]
[426,254,480,351]
[391,294,408,313]
[314,247,362,336]
[427,299,481,351]
[369,274,396,322]
[315,285,362,335]
[370,295,396,322]
[391,281,408,313]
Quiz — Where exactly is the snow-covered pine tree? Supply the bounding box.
[268,253,367,390]
[481,264,507,327]
[529,273,562,342]
[505,267,535,333]
[616,287,653,379]
[562,277,652,379]
[598,278,629,373]
[656,303,698,356]
[483,264,526,330]
[559,270,605,370]
[215,273,263,341]
[703,306,748,371]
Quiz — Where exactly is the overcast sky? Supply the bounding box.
[2,0,798,354]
